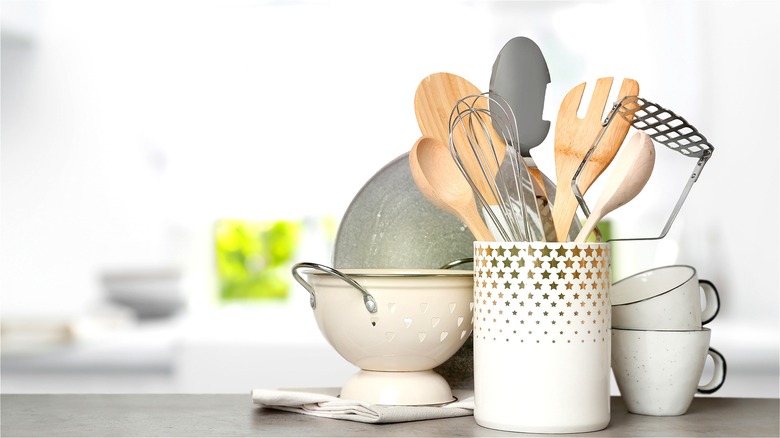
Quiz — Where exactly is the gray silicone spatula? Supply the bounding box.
[489,36,561,240]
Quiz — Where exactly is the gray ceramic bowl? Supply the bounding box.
[333,152,475,270]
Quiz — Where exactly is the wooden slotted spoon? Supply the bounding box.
[551,77,639,242]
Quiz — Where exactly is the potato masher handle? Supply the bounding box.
[291,262,378,313]
[578,95,714,243]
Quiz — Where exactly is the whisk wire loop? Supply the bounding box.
[447,92,542,242]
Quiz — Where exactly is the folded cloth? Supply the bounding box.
[251,388,474,424]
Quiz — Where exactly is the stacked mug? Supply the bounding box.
[610,265,726,416]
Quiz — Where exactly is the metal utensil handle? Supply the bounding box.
[572,95,714,242]
[439,258,474,269]
[290,262,378,313]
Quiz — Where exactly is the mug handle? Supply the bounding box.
[699,279,720,325]
[698,347,727,394]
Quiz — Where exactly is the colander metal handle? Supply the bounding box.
[440,257,474,269]
[291,262,378,313]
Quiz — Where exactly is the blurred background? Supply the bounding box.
[2,0,778,396]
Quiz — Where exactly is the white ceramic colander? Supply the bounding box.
[292,262,474,406]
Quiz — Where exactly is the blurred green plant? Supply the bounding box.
[584,219,616,283]
[215,219,301,301]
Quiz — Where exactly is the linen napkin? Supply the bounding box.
[251,388,474,424]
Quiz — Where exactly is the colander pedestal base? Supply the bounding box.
[340,369,456,406]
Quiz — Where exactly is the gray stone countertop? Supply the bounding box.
[2,393,778,437]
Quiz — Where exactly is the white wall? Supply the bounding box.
[2,0,778,393]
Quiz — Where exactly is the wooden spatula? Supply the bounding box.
[414,73,483,145]
[551,77,639,242]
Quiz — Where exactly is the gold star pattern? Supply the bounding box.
[473,243,610,345]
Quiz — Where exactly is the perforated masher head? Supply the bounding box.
[572,96,714,242]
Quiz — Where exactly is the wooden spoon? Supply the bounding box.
[409,136,495,242]
[552,77,639,242]
[413,73,504,205]
[575,131,655,243]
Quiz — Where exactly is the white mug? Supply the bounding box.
[612,327,726,416]
[611,265,719,330]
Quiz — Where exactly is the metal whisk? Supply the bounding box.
[447,93,544,242]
